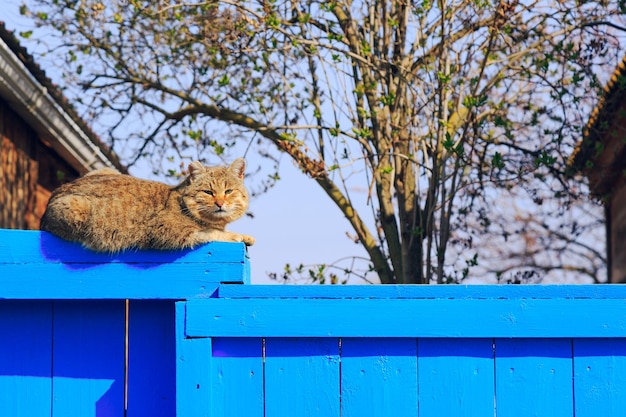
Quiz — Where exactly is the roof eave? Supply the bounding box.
[0,37,119,175]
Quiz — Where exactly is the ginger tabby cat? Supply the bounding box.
[40,158,255,252]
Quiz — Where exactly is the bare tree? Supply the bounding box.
[20,0,624,283]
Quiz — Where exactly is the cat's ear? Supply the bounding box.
[229,158,246,179]
[188,161,205,181]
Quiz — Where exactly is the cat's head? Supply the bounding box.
[181,158,249,227]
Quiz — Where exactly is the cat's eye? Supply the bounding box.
[203,190,214,196]
[225,189,233,195]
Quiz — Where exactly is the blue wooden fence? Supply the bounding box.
[1,229,625,416]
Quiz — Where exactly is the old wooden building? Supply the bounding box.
[0,23,124,230]
[572,57,626,283]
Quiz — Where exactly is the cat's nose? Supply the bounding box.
[215,198,225,208]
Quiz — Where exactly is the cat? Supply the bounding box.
[40,158,255,252]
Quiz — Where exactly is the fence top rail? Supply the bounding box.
[0,229,622,303]
[186,296,626,338]
[0,229,249,299]
[217,283,626,299]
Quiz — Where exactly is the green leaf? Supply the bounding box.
[492,152,505,169]
[218,74,230,87]
[534,151,556,167]
[380,92,395,106]
[437,71,451,84]
[443,133,455,151]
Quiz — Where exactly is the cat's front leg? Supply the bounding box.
[191,230,255,246]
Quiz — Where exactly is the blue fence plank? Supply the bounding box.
[185,298,626,338]
[418,338,495,416]
[341,338,418,417]
[210,338,264,417]
[217,283,626,299]
[127,300,176,417]
[52,300,126,417]
[0,300,52,417]
[265,338,340,417]
[1,230,248,264]
[495,338,573,417]
[573,338,626,416]
[0,230,249,299]
[175,302,212,417]
[0,264,232,299]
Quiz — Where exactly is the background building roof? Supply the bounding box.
[0,22,126,174]
[570,56,626,196]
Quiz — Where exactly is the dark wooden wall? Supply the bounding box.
[609,176,626,283]
[0,98,78,230]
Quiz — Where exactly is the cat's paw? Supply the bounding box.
[240,234,255,246]
[229,232,255,246]
[195,230,255,246]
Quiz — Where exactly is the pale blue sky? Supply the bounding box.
[234,160,370,284]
